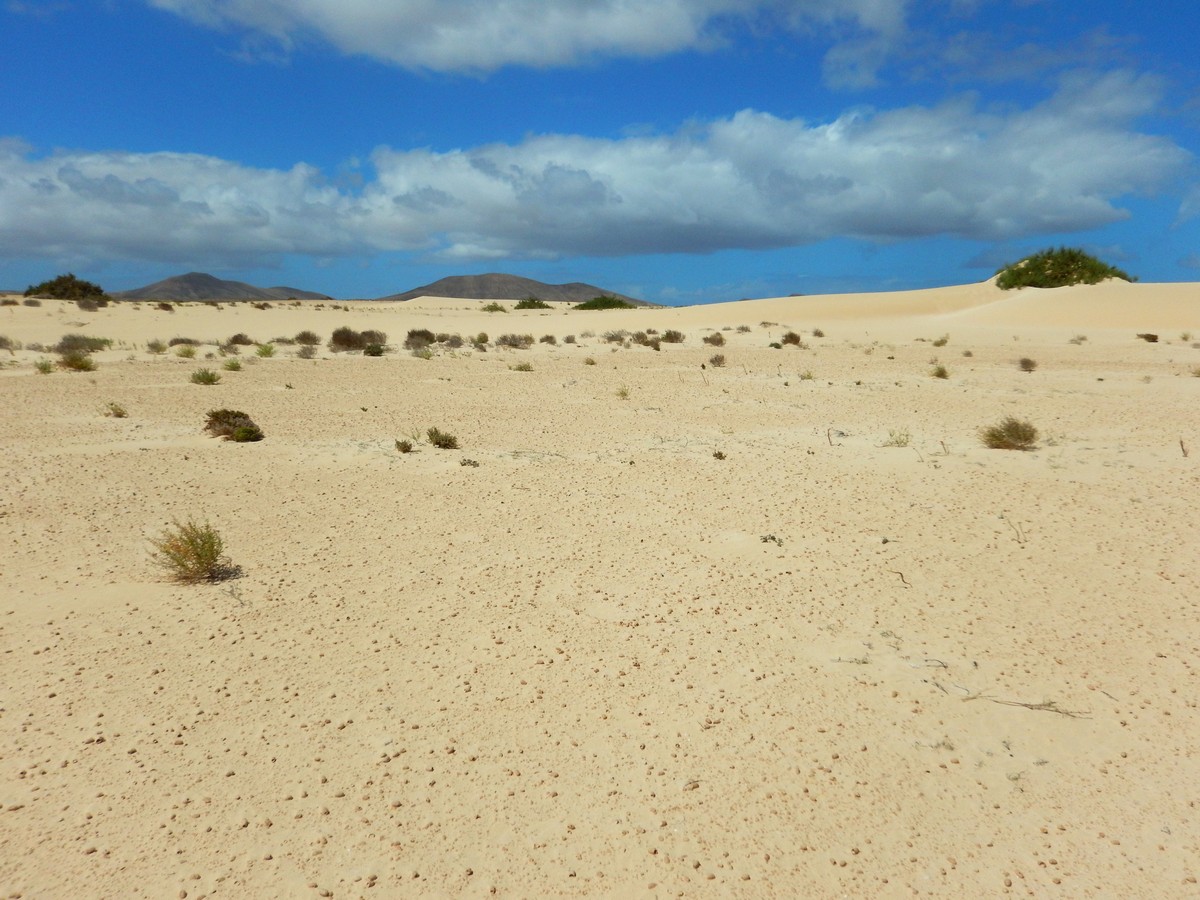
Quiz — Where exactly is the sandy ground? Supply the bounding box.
[1,281,1198,898]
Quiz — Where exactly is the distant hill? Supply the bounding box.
[377,273,648,306]
[113,272,333,302]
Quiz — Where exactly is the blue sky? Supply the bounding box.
[2,1,1198,304]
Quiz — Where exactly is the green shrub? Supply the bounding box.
[510,361,534,371]
[996,247,1134,290]
[191,368,221,385]
[149,520,236,583]
[364,343,385,357]
[223,359,242,371]
[176,345,197,359]
[573,296,635,311]
[482,302,508,313]
[395,439,414,453]
[295,330,321,346]
[25,273,107,302]
[0,335,16,352]
[931,364,949,379]
[256,343,276,358]
[57,351,96,372]
[204,409,264,442]
[55,333,111,354]
[23,298,41,307]
[427,427,459,450]
[474,332,489,345]
[515,297,551,310]
[297,345,317,359]
[34,358,53,374]
[981,417,1038,450]
[147,339,167,354]
[932,334,949,347]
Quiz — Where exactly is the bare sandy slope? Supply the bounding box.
[2,282,1198,898]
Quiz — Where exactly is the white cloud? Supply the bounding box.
[145,0,904,73]
[0,72,1188,267]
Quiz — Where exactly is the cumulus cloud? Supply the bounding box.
[0,72,1188,267]
[145,0,904,73]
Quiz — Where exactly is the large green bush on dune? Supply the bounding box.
[995,247,1135,290]
[25,273,109,301]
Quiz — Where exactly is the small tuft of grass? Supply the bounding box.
[103,401,128,418]
[395,439,414,453]
[459,458,480,467]
[1068,334,1088,345]
[712,450,727,460]
[781,331,807,348]
[702,332,726,346]
[223,358,242,371]
[932,334,949,347]
[363,343,385,357]
[510,361,534,372]
[539,334,557,345]
[980,416,1038,451]
[295,330,321,346]
[931,364,949,379]
[191,368,221,385]
[661,329,684,343]
[482,302,508,313]
[1018,357,1038,373]
[149,520,237,583]
[34,358,54,374]
[616,385,630,399]
[515,297,551,310]
[708,353,726,367]
[427,427,459,450]
[146,339,167,354]
[883,428,910,447]
[255,343,276,358]
[584,357,597,366]
[176,345,197,359]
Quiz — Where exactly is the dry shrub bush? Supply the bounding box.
[204,409,264,442]
[980,417,1038,450]
[149,520,238,583]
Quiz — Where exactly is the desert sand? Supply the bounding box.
[1,280,1198,897]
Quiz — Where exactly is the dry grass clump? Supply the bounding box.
[980,417,1038,450]
[708,353,726,367]
[204,409,264,442]
[539,334,557,345]
[295,330,322,346]
[55,334,112,354]
[482,302,508,313]
[496,333,534,349]
[781,331,806,348]
[103,401,128,418]
[931,364,949,379]
[227,332,255,346]
[1018,357,1038,372]
[702,332,726,346]
[661,329,684,343]
[149,520,238,583]
[510,361,534,371]
[405,328,436,350]
[329,327,387,352]
[191,368,221,385]
[427,427,459,449]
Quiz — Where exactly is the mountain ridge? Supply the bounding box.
[113,272,333,302]
[377,273,648,305]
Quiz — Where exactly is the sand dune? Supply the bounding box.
[2,282,1198,897]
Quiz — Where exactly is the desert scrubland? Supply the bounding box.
[1,280,1198,897]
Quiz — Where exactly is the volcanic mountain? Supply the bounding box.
[377,273,647,305]
[113,272,333,302]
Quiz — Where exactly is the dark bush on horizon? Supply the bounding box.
[25,273,108,303]
[329,326,387,352]
[574,296,635,311]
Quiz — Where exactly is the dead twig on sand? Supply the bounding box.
[964,692,1090,719]
[888,570,911,588]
